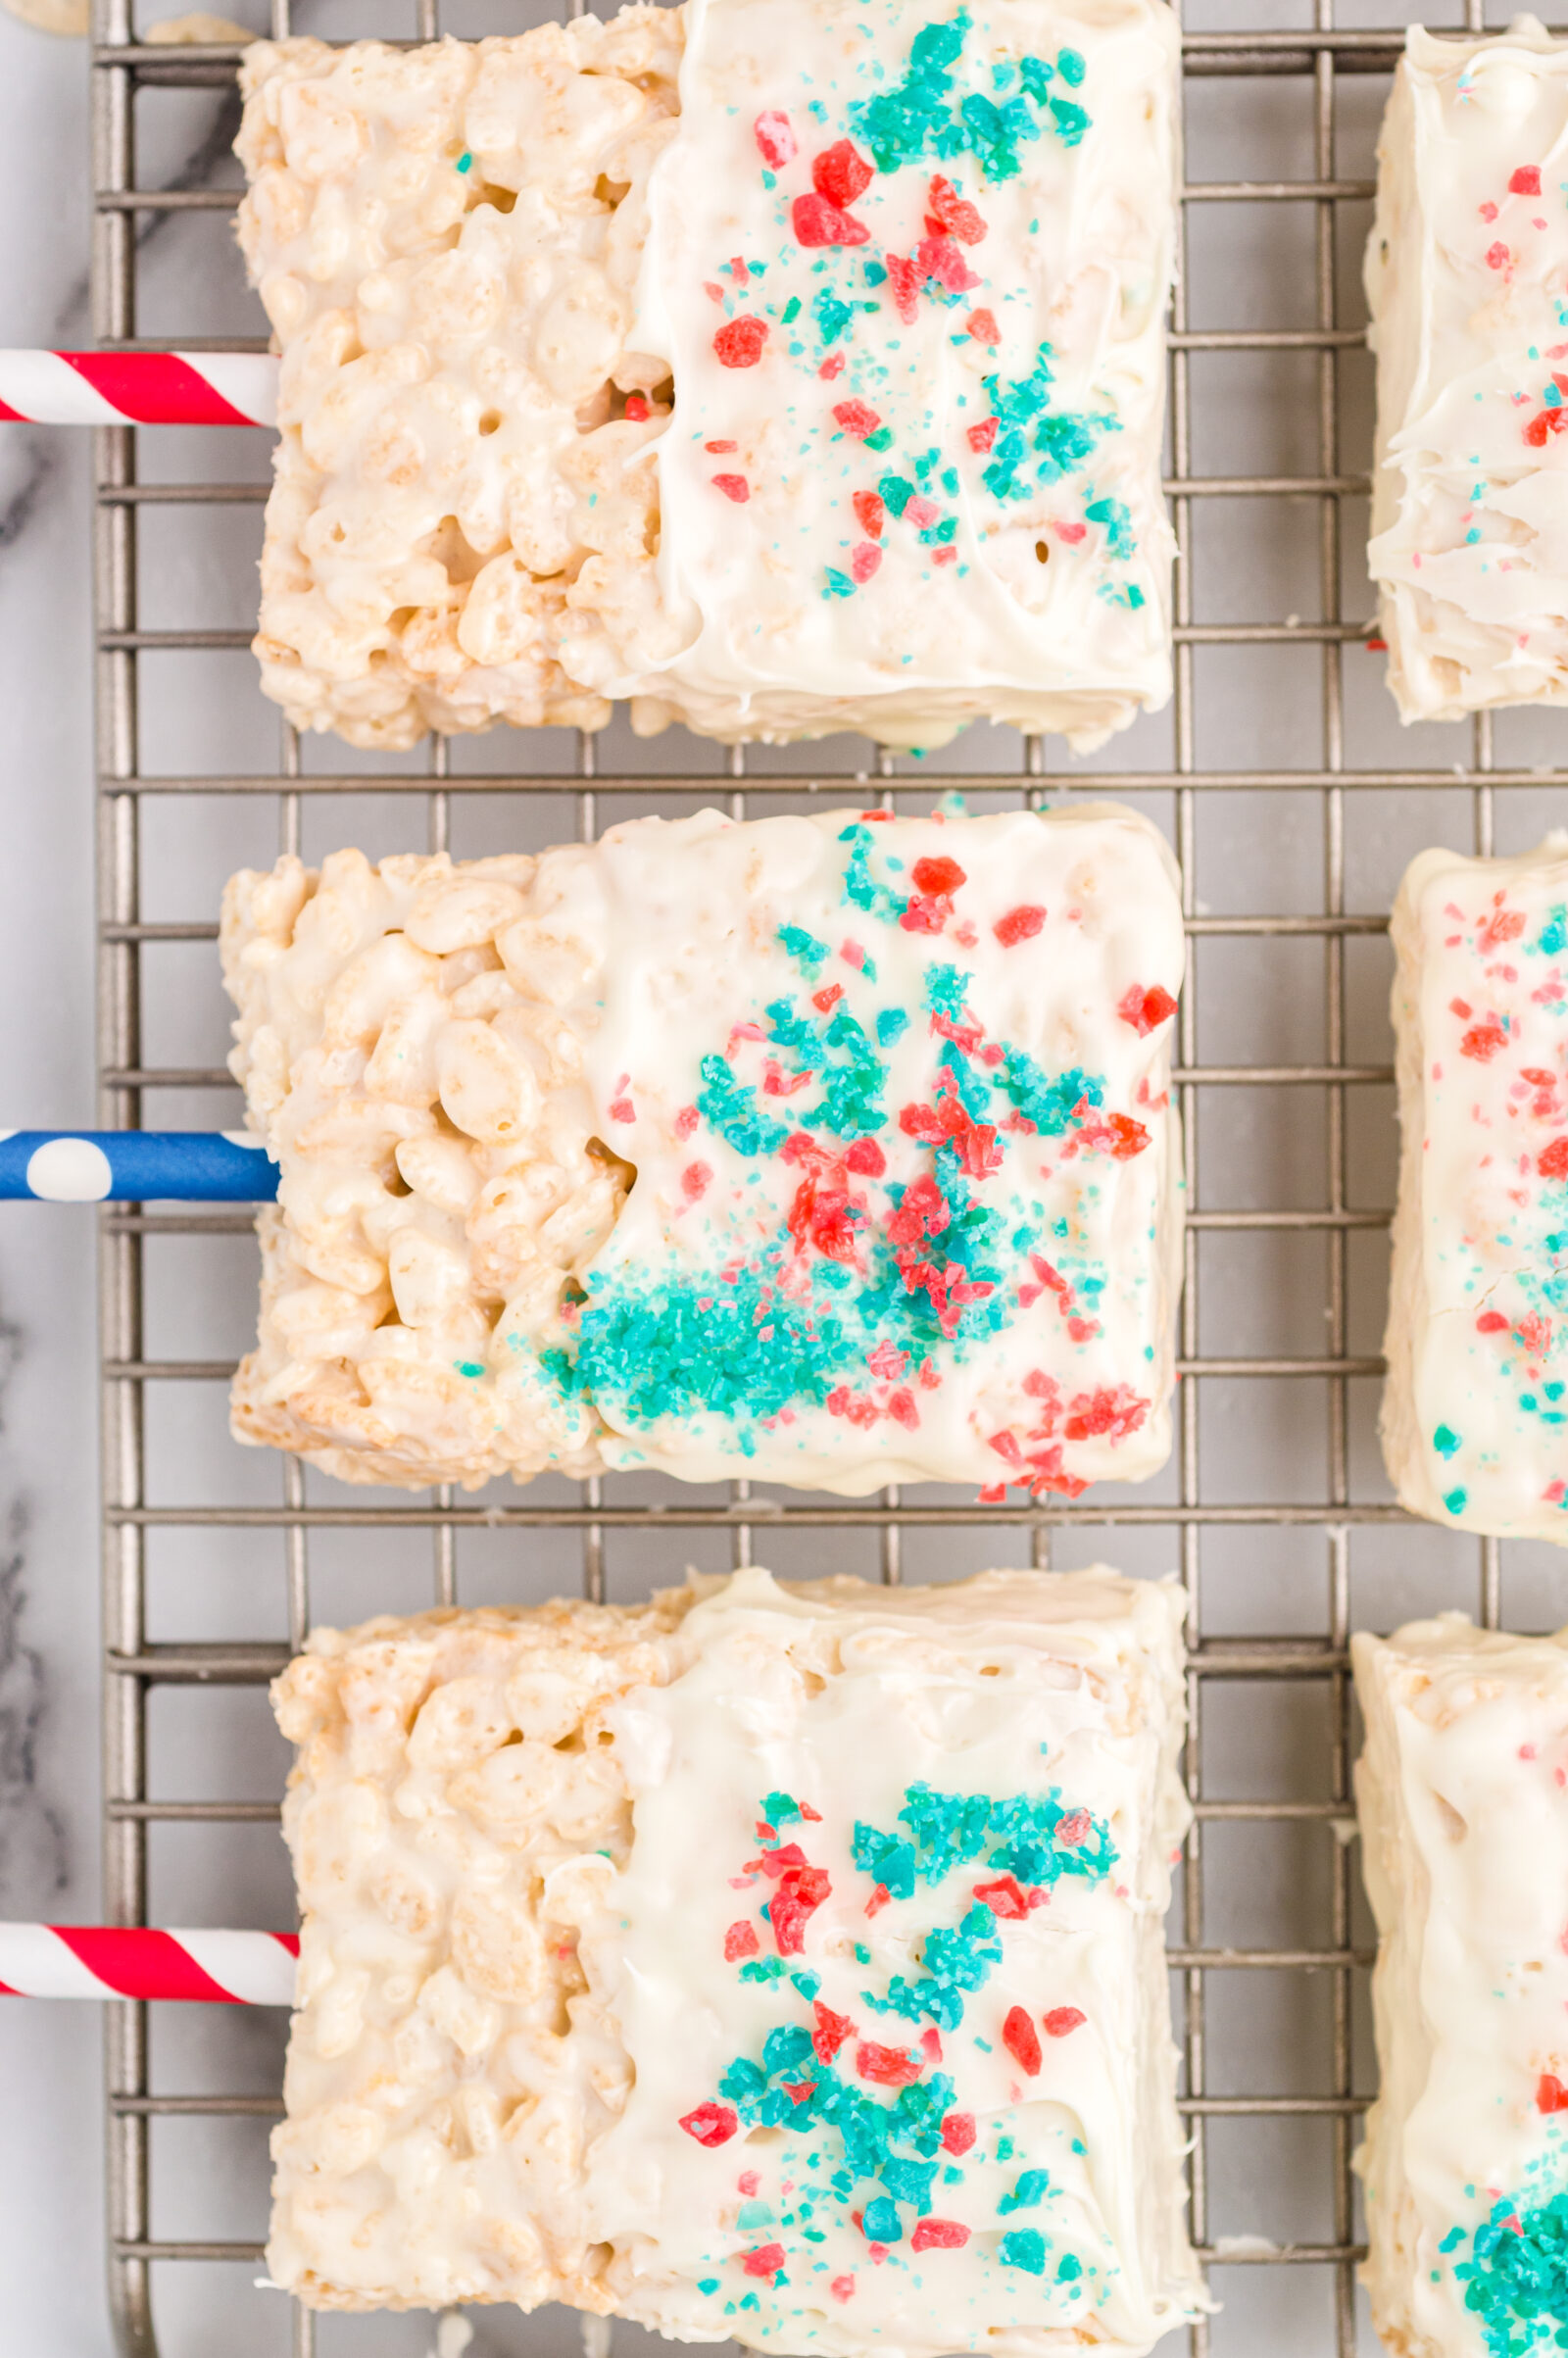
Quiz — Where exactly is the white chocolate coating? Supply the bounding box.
[1382,834,1568,1543]
[1354,1615,1568,2358]
[1366,21,1568,723]
[270,1564,1204,2353]
[224,805,1185,1498]
[233,0,1177,755]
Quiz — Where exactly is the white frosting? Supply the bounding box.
[604,0,1178,750]
[225,805,1185,1498]
[1381,833,1568,1543]
[1354,1615,1568,2358]
[1366,20,1568,722]
[269,1564,1204,2355]
[233,0,1177,755]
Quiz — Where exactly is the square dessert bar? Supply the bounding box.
[269,1564,1203,2351]
[1383,835,1568,1542]
[1366,24,1568,723]
[235,0,1178,754]
[1354,1615,1568,2358]
[223,803,1184,1497]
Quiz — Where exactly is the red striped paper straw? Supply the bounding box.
[0,1924,298,2003]
[0,351,276,427]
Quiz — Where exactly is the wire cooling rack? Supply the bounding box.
[83,0,1568,2348]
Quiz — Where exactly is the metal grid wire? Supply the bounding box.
[82,0,1560,2347]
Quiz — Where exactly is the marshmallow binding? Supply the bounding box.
[1383,835,1568,1543]
[1354,1614,1568,2358]
[222,804,1185,1497]
[268,1564,1204,2349]
[234,0,1179,754]
[1365,21,1568,723]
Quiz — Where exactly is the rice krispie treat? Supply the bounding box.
[1354,1613,1568,2358]
[234,0,1178,755]
[223,803,1184,1496]
[1365,22,1568,723]
[1382,835,1568,1543]
[269,1562,1204,2352]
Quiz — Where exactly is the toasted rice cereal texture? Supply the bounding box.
[267,1588,695,2310]
[222,846,622,1488]
[235,14,683,751]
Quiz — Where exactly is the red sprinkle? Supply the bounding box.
[769,1864,831,1955]
[965,308,1000,346]
[1003,2006,1042,2077]
[853,489,886,539]
[755,110,796,169]
[1477,1310,1510,1333]
[723,1918,760,1960]
[1461,1015,1508,1061]
[812,2000,858,2062]
[886,1388,918,1429]
[1365,634,1388,652]
[705,439,738,454]
[851,542,882,584]
[812,138,874,208]
[742,2243,787,2280]
[674,1105,699,1140]
[973,1874,1033,1919]
[1045,2005,1087,2038]
[856,2040,922,2087]
[912,855,966,896]
[916,232,981,293]
[845,1137,886,1177]
[830,2277,856,2303]
[885,252,922,324]
[681,1161,711,1203]
[833,400,882,440]
[1118,982,1178,1035]
[940,2111,977,2155]
[624,394,651,421]
[995,904,1046,947]
[714,317,768,368]
[911,2218,971,2251]
[819,351,847,379]
[865,1882,893,1917]
[782,2080,816,2105]
[1055,1808,1093,1846]
[712,473,751,503]
[793,192,870,248]
[1486,240,1511,270]
[967,417,1000,455]
[680,2102,738,2146]
[932,545,958,566]
[1540,2073,1568,2114]
[609,1097,635,1123]
[928,172,987,244]
[1542,1138,1568,1179]
[1511,166,1543,194]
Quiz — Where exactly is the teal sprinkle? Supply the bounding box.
[864,426,895,452]
[697,1054,788,1155]
[1434,1424,1462,1458]
[999,1051,1102,1135]
[761,1790,805,1826]
[1453,2190,1568,2355]
[814,289,853,343]
[926,962,970,1022]
[455,1360,485,1378]
[879,473,916,517]
[839,822,908,924]
[1538,907,1568,957]
[791,1970,822,1999]
[698,2278,719,2295]
[738,2200,774,2230]
[739,2292,762,2311]
[1048,96,1089,144]
[877,1007,910,1047]
[1056,45,1086,83]
[1000,2169,1051,2214]
[1057,2253,1084,2283]
[1445,1487,1470,1517]
[456,150,472,172]
[825,567,857,599]
[855,1942,871,1965]
[776,927,829,974]
[781,295,802,324]
[740,1956,790,1984]
[854,1822,918,1899]
[1441,2228,1465,2255]
[1001,2230,1049,2275]
[861,2195,905,2243]
[1085,496,1136,561]
[997,2135,1014,2159]
[850,10,1089,182]
[980,345,1114,504]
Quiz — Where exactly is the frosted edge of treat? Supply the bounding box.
[1365,18,1568,723]
[1381,833,1568,1542]
[232,0,1178,755]
[1353,1614,1568,2358]
[222,804,1185,1499]
[268,1563,1206,2352]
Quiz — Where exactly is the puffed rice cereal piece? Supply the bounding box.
[269,1564,1205,2351]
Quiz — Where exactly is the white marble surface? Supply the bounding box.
[0,5,1565,2354]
